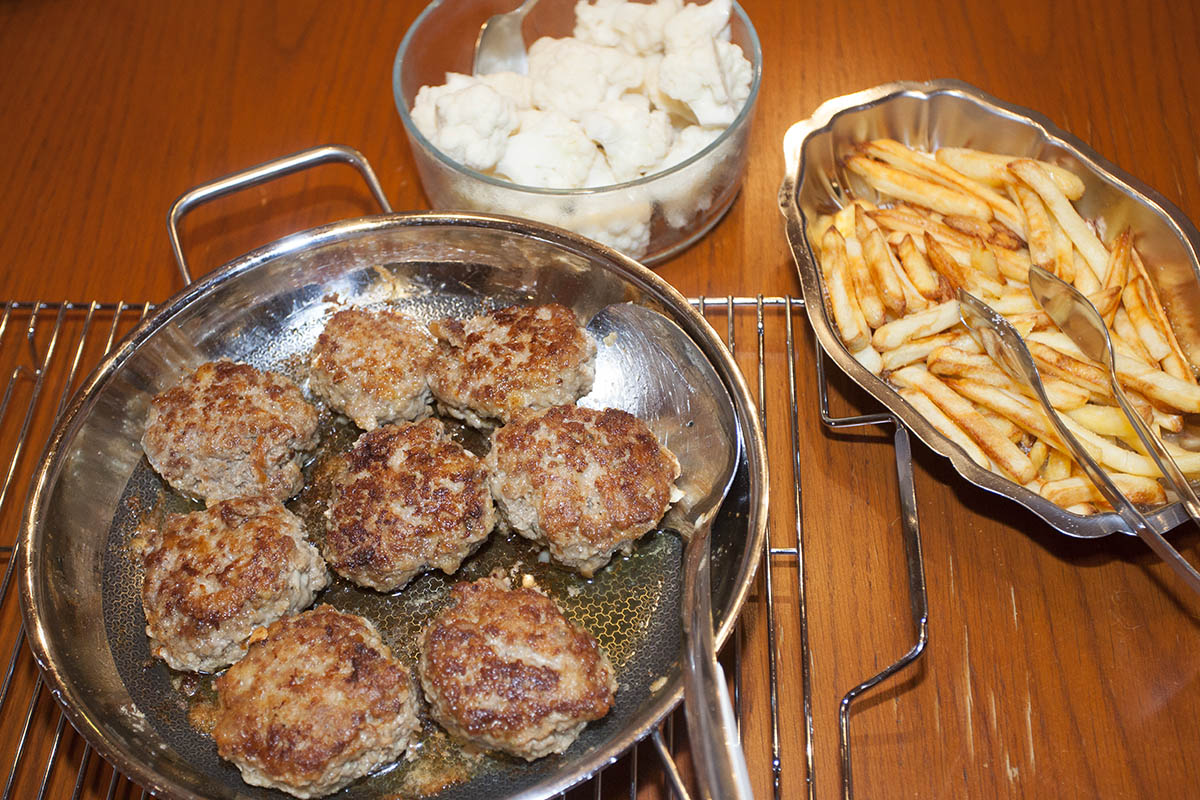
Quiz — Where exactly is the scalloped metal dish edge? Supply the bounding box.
[779,79,1199,539]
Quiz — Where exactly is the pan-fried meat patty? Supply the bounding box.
[428,303,596,428]
[418,577,616,760]
[487,405,681,576]
[324,418,496,592]
[136,496,329,673]
[141,360,319,502]
[213,606,419,799]
[309,308,435,431]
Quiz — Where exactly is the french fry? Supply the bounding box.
[1043,448,1072,481]
[896,233,943,301]
[1011,182,1054,271]
[969,240,1004,284]
[892,366,1037,482]
[872,299,961,351]
[856,205,907,316]
[1008,159,1106,287]
[935,147,1087,199]
[847,155,993,219]
[1041,474,1166,507]
[1026,341,1111,399]
[821,228,870,351]
[852,343,883,375]
[944,378,1062,449]
[1122,276,1171,361]
[927,346,1090,410]
[1112,353,1200,414]
[1130,248,1198,385]
[842,226,886,329]
[863,139,1023,228]
[1102,229,1132,291]
[1028,440,1050,473]
[880,331,978,371]
[1112,308,1157,365]
[898,387,991,469]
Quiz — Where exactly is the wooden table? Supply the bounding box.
[2,1,1198,798]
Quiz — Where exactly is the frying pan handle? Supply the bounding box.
[166,144,393,284]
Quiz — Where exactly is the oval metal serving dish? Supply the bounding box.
[779,79,1200,539]
[18,210,767,799]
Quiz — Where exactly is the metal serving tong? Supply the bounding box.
[1026,265,1200,523]
[958,287,1200,595]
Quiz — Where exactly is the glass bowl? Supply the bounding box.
[393,0,761,265]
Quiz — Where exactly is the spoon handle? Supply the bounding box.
[683,515,754,800]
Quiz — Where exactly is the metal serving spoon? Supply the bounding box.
[1027,264,1200,523]
[473,0,539,76]
[958,289,1200,595]
[584,302,752,800]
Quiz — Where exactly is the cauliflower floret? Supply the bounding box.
[527,37,644,121]
[495,110,598,188]
[573,0,683,56]
[425,83,519,172]
[409,72,480,140]
[573,197,653,256]
[479,71,535,111]
[585,152,618,187]
[660,124,722,169]
[663,0,733,48]
[657,38,751,127]
[581,96,675,182]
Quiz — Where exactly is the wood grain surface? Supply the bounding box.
[1,1,1199,798]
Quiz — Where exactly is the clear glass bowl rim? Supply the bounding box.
[391,0,763,197]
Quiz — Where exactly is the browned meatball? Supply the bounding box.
[428,303,596,428]
[213,606,419,799]
[487,405,681,576]
[418,577,616,760]
[141,360,319,502]
[136,495,328,673]
[323,418,496,592]
[309,308,435,431]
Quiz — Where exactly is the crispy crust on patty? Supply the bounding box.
[323,418,496,591]
[137,496,328,673]
[213,606,419,799]
[141,360,319,502]
[487,405,680,576]
[428,303,596,428]
[309,308,435,431]
[418,577,616,760]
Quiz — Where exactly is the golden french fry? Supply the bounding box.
[1041,474,1166,507]
[847,155,993,219]
[1103,229,1131,290]
[1112,308,1157,365]
[841,226,886,329]
[879,331,978,371]
[1113,352,1200,414]
[856,205,907,316]
[1130,248,1198,385]
[808,214,836,255]
[1028,440,1050,473]
[1122,276,1171,361]
[1026,341,1111,399]
[935,147,1087,199]
[1043,448,1072,481]
[927,346,1089,410]
[872,299,961,351]
[852,343,883,375]
[969,240,1003,284]
[1066,404,1134,439]
[821,228,870,351]
[1008,159,1106,287]
[945,378,1063,448]
[898,387,991,469]
[1050,216,1076,283]
[892,367,1037,482]
[863,139,1023,228]
[1010,181,1054,271]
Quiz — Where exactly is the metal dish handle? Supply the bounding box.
[166,144,393,284]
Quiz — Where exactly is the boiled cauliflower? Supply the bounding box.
[581,96,675,182]
[495,110,598,188]
[657,38,751,127]
[573,0,683,56]
[527,37,644,122]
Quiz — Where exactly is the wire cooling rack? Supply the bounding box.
[0,297,928,800]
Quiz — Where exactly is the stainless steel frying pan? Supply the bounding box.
[18,146,768,799]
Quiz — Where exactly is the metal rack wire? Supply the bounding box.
[0,297,928,800]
